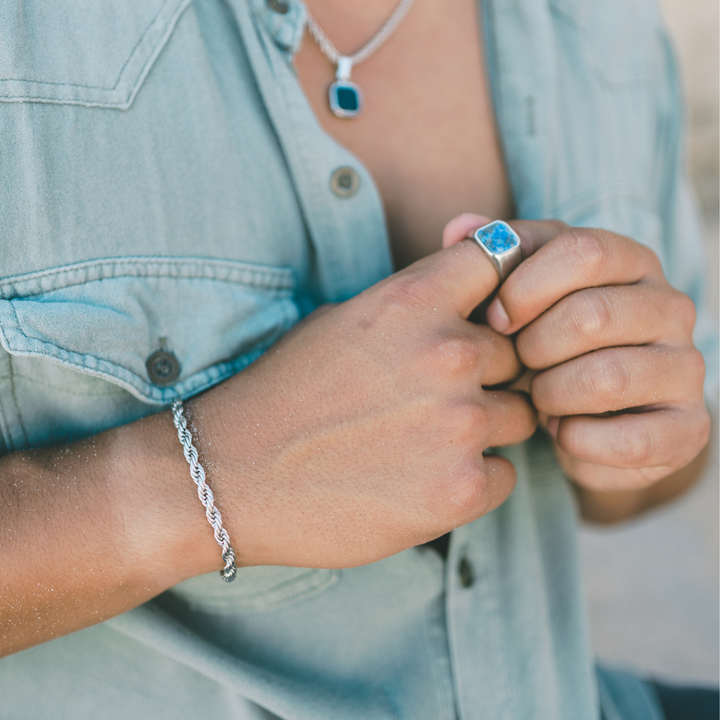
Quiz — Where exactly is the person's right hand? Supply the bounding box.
[0,231,537,657]
[191,239,537,569]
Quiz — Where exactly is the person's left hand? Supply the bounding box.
[443,214,710,493]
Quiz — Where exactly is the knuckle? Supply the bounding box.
[433,335,480,376]
[617,422,658,467]
[502,389,536,431]
[459,402,490,441]
[444,463,485,518]
[586,352,632,402]
[683,346,706,388]
[386,272,436,312]
[638,242,662,272]
[671,290,697,331]
[443,455,506,521]
[567,290,615,345]
[696,408,711,447]
[441,401,488,453]
[438,403,491,514]
[562,228,609,279]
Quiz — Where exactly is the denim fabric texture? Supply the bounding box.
[0,0,715,718]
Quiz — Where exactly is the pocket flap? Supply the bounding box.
[0,257,299,404]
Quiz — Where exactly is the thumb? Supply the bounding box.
[442,213,492,248]
[400,236,501,319]
[409,217,568,320]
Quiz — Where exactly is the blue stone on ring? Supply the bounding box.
[475,221,520,254]
[471,220,523,281]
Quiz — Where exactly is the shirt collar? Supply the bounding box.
[245,0,307,56]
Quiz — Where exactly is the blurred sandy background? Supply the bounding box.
[579,0,719,686]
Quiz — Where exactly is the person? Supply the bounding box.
[0,0,716,718]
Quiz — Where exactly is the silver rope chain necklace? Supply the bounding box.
[305,0,416,118]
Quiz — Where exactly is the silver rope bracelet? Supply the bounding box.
[171,399,237,582]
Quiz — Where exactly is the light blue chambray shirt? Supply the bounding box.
[0,0,715,718]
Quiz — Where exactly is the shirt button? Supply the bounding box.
[330,167,360,198]
[146,350,181,386]
[267,0,289,14]
[458,556,475,589]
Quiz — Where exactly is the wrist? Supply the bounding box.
[106,407,227,590]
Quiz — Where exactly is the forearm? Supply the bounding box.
[0,409,220,657]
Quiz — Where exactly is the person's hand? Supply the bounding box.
[451,217,710,494]
[190,238,537,569]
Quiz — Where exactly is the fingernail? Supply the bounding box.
[546,416,559,439]
[487,298,510,333]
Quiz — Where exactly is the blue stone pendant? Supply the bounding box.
[329,80,364,118]
[329,56,364,118]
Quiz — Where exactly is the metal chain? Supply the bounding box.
[171,399,237,582]
[306,0,416,67]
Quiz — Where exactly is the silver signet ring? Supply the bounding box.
[469,220,523,282]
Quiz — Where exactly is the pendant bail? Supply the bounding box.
[336,56,353,81]
[329,56,363,118]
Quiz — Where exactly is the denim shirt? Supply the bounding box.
[0,1,714,718]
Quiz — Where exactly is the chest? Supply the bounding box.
[294,0,513,269]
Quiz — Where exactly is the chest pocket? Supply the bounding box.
[0,0,190,107]
[0,256,299,411]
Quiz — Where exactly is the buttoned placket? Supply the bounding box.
[216,4,600,719]
[228,0,393,304]
[227,3,525,718]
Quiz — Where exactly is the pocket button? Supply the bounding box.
[146,350,181,386]
[330,167,360,198]
[267,0,290,13]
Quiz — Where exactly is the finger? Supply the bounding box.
[481,390,537,447]
[506,218,569,259]
[508,368,538,393]
[487,227,663,335]
[552,406,710,471]
[531,345,705,417]
[443,215,566,257]
[424,326,521,387]
[393,240,501,318]
[442,213,492,248]
[476,455,518,512]
[469,324,523,385]
[516,283,696,369]
[450,454,518,527]
[409,219,565,319]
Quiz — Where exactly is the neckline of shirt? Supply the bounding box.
[246,0,308,56]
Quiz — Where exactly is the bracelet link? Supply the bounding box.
[171,399,237,582]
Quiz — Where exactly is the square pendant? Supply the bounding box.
[329,80,364,118]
